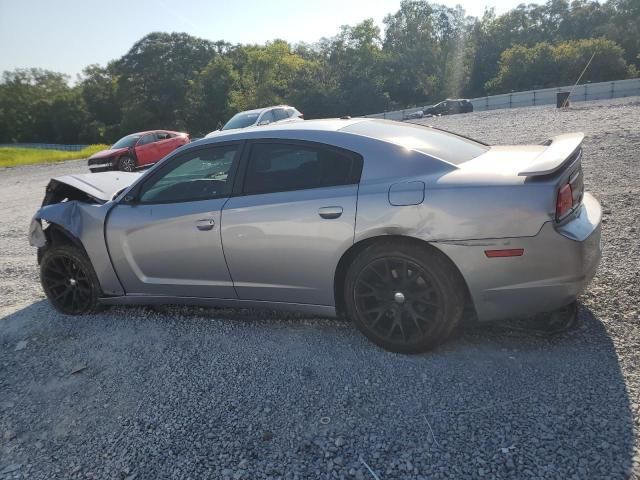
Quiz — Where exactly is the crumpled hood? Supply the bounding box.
[88,147,128,160]
[50,171,142,202]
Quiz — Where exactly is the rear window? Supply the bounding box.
[343,121,489,165]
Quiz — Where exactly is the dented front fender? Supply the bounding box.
[30,201,125,296]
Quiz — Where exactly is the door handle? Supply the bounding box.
[196,218,215,231]
[318,206,343,219]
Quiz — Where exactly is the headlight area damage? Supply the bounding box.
[29,172,141,296]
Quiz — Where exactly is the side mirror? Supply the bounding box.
[120,186,140,204]
[258,120,270,126]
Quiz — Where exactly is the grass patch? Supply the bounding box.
[0,145,110,168]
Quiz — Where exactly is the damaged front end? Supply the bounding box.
[29,171,141,296]
[41,171,141,207]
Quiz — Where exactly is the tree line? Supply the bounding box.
[0,0,638,144]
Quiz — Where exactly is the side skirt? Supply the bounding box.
[98,295,337,318]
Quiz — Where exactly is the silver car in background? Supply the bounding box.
[205,105,303,138]
[29,119,602,353]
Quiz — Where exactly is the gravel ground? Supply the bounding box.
[1,97,639,479]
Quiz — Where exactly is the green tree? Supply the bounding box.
[78,64,121,142]
[382,0,440,105]
[603,0,640,67]
[115,32,218,133]
[186,56,240,135]
[233,40,310,110]
[0,68,86,143]
[322,19,389,116]
[486,38,636,94]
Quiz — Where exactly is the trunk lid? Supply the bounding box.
[458,132,584,179]
[453,132,585,222]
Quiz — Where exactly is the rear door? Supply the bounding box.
[106,142,242,298]
[155,131,177,158]
[221,140,363,306]
[134,133,159,166]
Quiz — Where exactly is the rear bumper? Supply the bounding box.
[434,193,602,322]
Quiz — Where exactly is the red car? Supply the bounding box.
[88,130,189,172]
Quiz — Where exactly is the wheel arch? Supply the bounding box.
[333,235,473,317]
[38,222,89,264]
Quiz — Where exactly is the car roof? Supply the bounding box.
[235,105,296,115]
[204,118,364,137]
[125,130,184,136]
[199,117,482,149]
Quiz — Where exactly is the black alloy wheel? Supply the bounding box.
[354,257,443,343]
[119,156,136,172]
[40,245,101,315]
[345,241,465,353]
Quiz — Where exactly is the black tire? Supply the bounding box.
[344,240,466,353]
[40,244,102,315]
[119,156,136,172]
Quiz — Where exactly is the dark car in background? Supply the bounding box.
[425,99,474,116]
[88,130,189,172]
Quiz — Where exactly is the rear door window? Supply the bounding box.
[242,142,362,195]
[273,108,289,121]
[259,110,276,125]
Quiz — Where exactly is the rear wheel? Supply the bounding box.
[344,241,466,353]
[40,244,101,315]
[119,156,136,172]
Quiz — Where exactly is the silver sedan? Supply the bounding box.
[29,119,602,353]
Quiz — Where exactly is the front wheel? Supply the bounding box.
[119,156,136,172]
[40,244,102,315]
[344,241,466,353]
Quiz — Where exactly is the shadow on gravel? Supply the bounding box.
[0,301,634,478]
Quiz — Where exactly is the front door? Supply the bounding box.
[221,140,363,306]
[134,133,159,166]
[106,142,242,298]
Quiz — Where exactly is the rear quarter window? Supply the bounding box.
[342,121,489,165]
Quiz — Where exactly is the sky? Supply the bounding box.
[0,0,541,78]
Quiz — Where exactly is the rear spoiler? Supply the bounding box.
[517,132,584,176]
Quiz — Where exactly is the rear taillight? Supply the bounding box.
[556,183,573,220]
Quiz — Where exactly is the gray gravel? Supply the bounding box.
[1,97,639,479]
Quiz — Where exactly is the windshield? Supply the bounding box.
[112,134,141,149]
[222,112,260,131]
